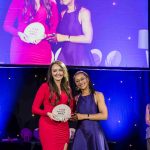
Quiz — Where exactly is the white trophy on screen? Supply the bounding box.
[24,22,45,44]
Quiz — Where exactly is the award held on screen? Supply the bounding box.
[52,104,71,121]
[24,22,45,43]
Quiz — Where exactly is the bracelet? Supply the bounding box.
[87,114,89,119]
[68,35,70,41]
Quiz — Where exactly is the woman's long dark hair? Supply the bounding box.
[73,71,95,95]
[47,61,72,106]
[23,0,52,27]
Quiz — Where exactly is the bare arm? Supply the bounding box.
[77,92,108,121]
[146,104,150,126]
[56,8,93,43]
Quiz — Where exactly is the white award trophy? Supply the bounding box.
[24,22,45,43]
[52,104,71,121]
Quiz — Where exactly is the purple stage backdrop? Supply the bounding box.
[0,0,148,67]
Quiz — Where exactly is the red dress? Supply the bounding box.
[3,0,58,65]
[32,82,73,150]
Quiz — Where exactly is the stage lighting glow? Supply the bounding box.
[112,2,116,6]
[128,37,131,40]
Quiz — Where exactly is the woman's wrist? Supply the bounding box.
[77,113,91,120]
[66,35,70,42]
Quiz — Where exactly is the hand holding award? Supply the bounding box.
[52,104,71,122]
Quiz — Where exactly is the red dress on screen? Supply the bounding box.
[3,0,58,65]
[32,82,74,150]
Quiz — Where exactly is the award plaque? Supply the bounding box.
[24,22,45,43]
[52,104,71,121]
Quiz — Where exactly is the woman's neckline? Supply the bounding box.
[66,9,76,14]
[66,6,77,14]
[81,93,91,97]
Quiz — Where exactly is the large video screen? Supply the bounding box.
[0,0,148,67]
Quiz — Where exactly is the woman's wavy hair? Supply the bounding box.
[73,71,95,95]
[47,61,72,106]
[23,0,52,27]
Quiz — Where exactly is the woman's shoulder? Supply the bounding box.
[40,82,49,89]
[60,9,68,18]
[80,7,89,11]
[75,94,80,99]
[74,94,81,102]
[94,91,104,96]
[79,7,91,15]
[94,91,105,102]
[146,104,150,110]
[10,0,24,7]
[78,7,91,22]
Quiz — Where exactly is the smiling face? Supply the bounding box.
[51,64,64,82]
[74,73,89,90]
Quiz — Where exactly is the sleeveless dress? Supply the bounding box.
[32,83,73,150]
[72,94,109,150]
[57,8,94,66]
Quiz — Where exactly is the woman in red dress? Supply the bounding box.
[3,0,58,64]
[32,61,74,150]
